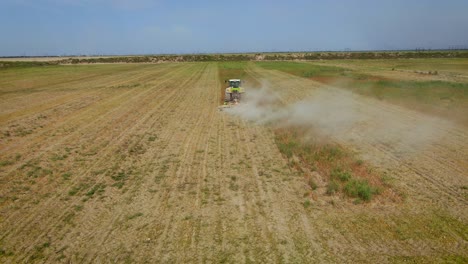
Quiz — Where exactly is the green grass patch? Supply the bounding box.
[0,247,14,257]
[343,179,375,201]
[25,165,53,178]
[257,60,468,124]
[257,61,347,78]
[85,183,106,197]
[61,172,72,180]
[330,168,352,182]
[345,78,468,124]
[127,212,143,220]
[111,171,129,189]
[348,79,468,102]
[0,160,13,167]
[68,183,89,196]
[50,153,68,161]
[328,209,468,244]
[30,242,51,260]
[275,137,299,158]
[218,61,249,81]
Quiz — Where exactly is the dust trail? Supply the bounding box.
[225,81,453,155]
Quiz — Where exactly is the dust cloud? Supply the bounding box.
[225,81,452,154]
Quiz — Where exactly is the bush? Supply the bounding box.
[275,138,299,158]
[330,168,352,182]
[344,179,373,201]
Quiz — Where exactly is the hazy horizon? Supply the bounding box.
[1,0,468,56]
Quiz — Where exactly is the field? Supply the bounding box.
[0,59,467,263]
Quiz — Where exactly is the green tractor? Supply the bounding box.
[224,79,245,105]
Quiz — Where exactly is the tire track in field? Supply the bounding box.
[0,64,190,233]
[0,64,148,114]
[0,64,178,123]
[27,64,207,263]
[0,64,180,145]
[140,64,276,262]
[0,64,161,102]
[0,64,186,173]
[91,64,217,262]
[0,62,186,245]
[146,64,217,263]
[4,66,201,262]
[39,63,210,263]
[0,64,200,260]
[76,64,209,263]
[0,63,178,149]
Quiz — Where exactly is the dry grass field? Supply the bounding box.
[0,60,466,263]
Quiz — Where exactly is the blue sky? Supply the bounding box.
[1,0,467,56]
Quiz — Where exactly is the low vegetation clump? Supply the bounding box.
[85,183,106,198]
[111,171,129,189]
[343,179,376,201]
[330,168,352,182]
[127,212,143,220]
[274,128,387,202]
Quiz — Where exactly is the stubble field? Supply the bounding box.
[0,60,467,263]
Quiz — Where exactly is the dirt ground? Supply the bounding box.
[0,62,466,263]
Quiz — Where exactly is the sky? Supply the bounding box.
[1,0,468,56]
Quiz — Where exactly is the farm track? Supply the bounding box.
[0,62,466,263]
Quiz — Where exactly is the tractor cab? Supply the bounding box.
[229,79,241,88]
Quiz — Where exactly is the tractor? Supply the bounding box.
[224,79,245,105]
